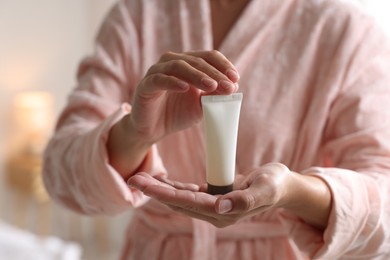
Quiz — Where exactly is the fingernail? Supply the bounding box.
[127,182,139,190]
[219,80,235,90]
[218,199,233,214]
[226,69,240,82]
[201,78,218,89]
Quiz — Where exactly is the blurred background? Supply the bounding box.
[0,0,389,259]
[0,1,128,259]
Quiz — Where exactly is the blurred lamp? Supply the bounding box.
[5,91,54,202]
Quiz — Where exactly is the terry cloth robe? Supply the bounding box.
[43,0,390,259]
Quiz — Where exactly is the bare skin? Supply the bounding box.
[107,1,248,179]
[107,0,332,231]
[107,50,239,178]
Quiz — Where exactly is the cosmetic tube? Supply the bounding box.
[201,93,243,195]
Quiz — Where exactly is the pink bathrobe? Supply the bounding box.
[43,0,390,259]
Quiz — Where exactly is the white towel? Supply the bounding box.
[0,221,82,260]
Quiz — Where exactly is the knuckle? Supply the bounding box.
[168,59,188,70]
[209,49,223,57]
[264,162,289,172]
[146,63,159,75]
[260,163,290,182]
[235,192,255,212]
[257,173,276,190]
[190,56,206,67]
[145,73,159,85]
[159,51,176,62]
[246,194,256,211]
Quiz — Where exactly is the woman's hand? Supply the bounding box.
[127,163,331,230]
[108,51,239,177]
[127,163,292,228]
[130,50,240,144]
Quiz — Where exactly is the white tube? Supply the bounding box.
[201,93,243,195]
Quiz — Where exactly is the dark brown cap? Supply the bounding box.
[207,183,233,195]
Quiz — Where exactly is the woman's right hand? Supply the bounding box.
[130,50,240,144]
[108,50,240,177]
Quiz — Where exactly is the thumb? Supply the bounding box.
[215,189,261,214]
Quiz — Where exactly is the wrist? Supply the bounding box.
[282,172,332,230]
[107,114,152,179]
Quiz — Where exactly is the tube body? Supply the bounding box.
[201,93,243,195]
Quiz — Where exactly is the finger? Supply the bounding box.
[142,185,218,216]
[160,52,227,81]
[140,73,190,95]
[186,50,240,82]
[215,188,272,215]
[212,174,258,214]
[147,60,218,92]
[219,164,292,214]
[127,172,174,191]
[155,175,200,192]
[158,52,237,94]
[199,183,208,193]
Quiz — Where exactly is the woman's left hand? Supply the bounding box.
[127,163,295,228]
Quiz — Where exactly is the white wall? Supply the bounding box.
[0,0,116,160]
[0,1,84,117]
[0,2,121,259]
[360,0,390,37]
[0,0,115,117]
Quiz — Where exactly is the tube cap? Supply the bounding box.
[207,183,233,195]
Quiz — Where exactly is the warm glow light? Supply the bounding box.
[13,91,54,135]
[0,57,47,92]
[6,91,54,201]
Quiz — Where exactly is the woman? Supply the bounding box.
[43,0,390,259]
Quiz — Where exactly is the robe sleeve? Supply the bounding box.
[42,1,167,216]
[306,22,390,259]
